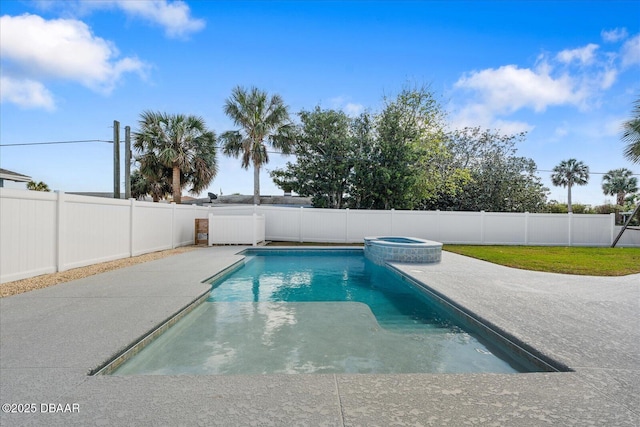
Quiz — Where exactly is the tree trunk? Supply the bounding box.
[253,164,260,205]
[567,182,573,213]
[172,166,181,204]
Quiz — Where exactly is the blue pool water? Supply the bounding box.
[210,251,451,330]
[373,237,422,243]
[112,250,542,375]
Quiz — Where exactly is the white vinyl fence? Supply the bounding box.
[1,189,208,283]
[208,214,265,246]
[1,188,638,284]
[211,205,636,247]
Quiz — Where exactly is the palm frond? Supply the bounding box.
[621,97,640,164]
[219,131,244,156]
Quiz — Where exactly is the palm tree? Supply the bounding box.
[130,168,172,202]
[219,86,294,205]
[551,159,589,213]
[133,111,218,204]
[602,168,638,224]
[622,97,640,164]
[26,180,50,192]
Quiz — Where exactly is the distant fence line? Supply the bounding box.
[210,205,628,247]
[1,189,638,283]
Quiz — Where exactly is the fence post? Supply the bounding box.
[390,209,395,235]
[567,212,573,246]
[252,213,257,247]
[192,204,198,247]
[171,202,176,249]
[345,208,350,243]
[55,191,65,273]
[129,198,135,256]
[299,206,303,242]
[208,212,213,246]
[480,211,485,244]
[609,212,616,246]
[524,212,529,245]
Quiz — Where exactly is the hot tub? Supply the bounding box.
[364,236,442,265]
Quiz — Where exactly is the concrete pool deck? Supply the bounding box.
[0,246,638,426]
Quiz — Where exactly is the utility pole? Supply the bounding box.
[113,120,120,198]
[125,125,131,199]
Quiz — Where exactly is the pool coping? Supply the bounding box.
[92,258,247,376]
[1,245,638,426]
[385,263,570,373]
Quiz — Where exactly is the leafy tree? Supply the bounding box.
[271,86,461,210]
[219,86,294,205]
[622,96,640,164]
[545,201,568,213]
[273,86,466,210]
[594,203,619,215]
[551,158,589,214]
[426,128,547,212]
[567,204,593,214]
[133,111,218,204]
[348,112,378,209]
[367,97,418,209]
[26,180,50,192]
[348,86,458,210]
[271,107,354,208]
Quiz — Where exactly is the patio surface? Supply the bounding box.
[0,246,638,426]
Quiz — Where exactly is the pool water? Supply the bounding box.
[209,251,445,328]
[112,250,541,375]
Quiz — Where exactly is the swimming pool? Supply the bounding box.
[110,249,548,375]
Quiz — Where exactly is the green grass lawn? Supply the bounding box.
[443,245,640,276]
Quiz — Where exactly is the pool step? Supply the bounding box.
[378,316,449,332]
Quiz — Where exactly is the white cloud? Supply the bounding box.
[448,102,494,129]
[556,43,599,65]
[620,34,640,68]
[29,0,205,39]
[491,119,533,135]
[449,36,639,131]
[601,28,628,43]
[554,124,569,138]
[0,76,55,110]
[0,14,147,108]
[344,103,364,116]
[454,64,582,114]
[599,68,618,89]
[328,96,347,108]
[449,101,532,135]
[105,0,205,39]
[328,96,364,116]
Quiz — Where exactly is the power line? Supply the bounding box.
[537,169,639,176]
[1,140,637,176]
[0,139,111,147]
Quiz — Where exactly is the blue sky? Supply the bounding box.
[1,0,639,206]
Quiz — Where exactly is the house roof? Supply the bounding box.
[0,168,32,182]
